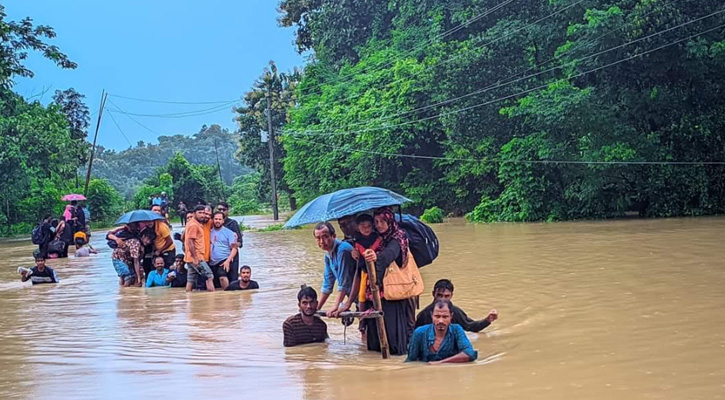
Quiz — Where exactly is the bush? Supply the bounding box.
[420,206,444,223]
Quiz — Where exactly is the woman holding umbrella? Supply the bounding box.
[361,206,416,356]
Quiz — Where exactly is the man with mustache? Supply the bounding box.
[406,299,478,364]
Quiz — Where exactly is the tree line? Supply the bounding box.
[258,0,725,221]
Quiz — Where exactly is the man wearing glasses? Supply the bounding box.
[216,201,243,282]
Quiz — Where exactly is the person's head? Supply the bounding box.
[431,299,454,333]
[337,215,357,239]
[203,205,213,220]
[74,238,85,249]
[161,191,167,197]
[217,201,230,218]
[153,256,165,272]
[433,279,454,301]
[174,254,185,270]
[71,200,78,206]
[139,229,156,246]
[213,212,225,229]
[313,222,336,252]
[151,204,163,215]
[297,285,318,317]
[356,214,374,237]
[240,265,252,282]
[43,214,52,223]
[185,211,194,222]
[50,218,59,228]
[193,205,208,223]
[33,250,46,269]
[373,207,397,235]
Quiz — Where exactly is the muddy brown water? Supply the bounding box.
[0,216,723,399]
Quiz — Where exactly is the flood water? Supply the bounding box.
[0,216,723,399]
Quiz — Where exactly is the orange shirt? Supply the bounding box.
[154,221,175,252]
[202,220,212,262]
[183,219,206,264]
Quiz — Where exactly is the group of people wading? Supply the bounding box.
[283,207,499,364]
[32,200,94,259]
[22,203,498,364]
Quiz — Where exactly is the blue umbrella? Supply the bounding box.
[115,210,165,225]
[284,186,412,228]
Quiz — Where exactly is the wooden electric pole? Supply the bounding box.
[266,81,279,221]
[84,90,108,196]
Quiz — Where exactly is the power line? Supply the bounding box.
[286,19,725,138]
[291,5,725,135]
[295,141,725,165]
[108,93,238,105]
[104,100,237,118]
[297,0,519,96]
[106,99,160,135]
[106,109,134,147]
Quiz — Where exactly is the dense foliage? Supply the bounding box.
[0,6,124,233]
[93,124,251,199]
[279,0,725,221]
[235,62,300,210]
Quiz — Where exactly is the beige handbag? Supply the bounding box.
[383,250,424,300]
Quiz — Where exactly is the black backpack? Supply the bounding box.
[107,228,136,249]
[396,214,439,268]
[31,224,46,245]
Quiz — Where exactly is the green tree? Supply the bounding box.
[235,61,300,210]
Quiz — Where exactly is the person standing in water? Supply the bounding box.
[406,299,478,364]
[283,286,328,347]
[225,265,259,291]
[414,279,498,333]
[19,251,59,285]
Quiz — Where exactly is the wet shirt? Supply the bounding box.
[225,280,259,291]
[210,226,237,265]
[405,324,478,363]
[183,219,206,264]
[415,302,491,333]
[224,217,244,248]
[75,247,91,257]
[282,314,328,347]
[168,269,188,288]
[111,238,144,265]
[321,240,355,295]
[154,221,175,252]
[27,266,59,285]
[146,269,170,288]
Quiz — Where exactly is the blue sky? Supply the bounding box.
[7,1,305,150]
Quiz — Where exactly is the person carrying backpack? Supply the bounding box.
[32,215,53,258]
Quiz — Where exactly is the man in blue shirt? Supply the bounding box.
[313,222,356,317]
[146,256,170,287]
[406,299,478,364]
[210,212,239,290]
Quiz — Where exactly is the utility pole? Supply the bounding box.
[213,138,225,199]
[266,80,279,221]
[84,90,108,196]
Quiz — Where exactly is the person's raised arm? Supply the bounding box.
[454,306,491,333]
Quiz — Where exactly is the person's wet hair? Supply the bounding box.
[356,213,374,225]
[33,250,45,260]
[241,265,252,272]
[175,253,185,260]
[432,299,453,314]
[74,238,84,247]
[434,279,454,294]
[313,221,335,237]
[140,229,157,241]
[297,285,318,302]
